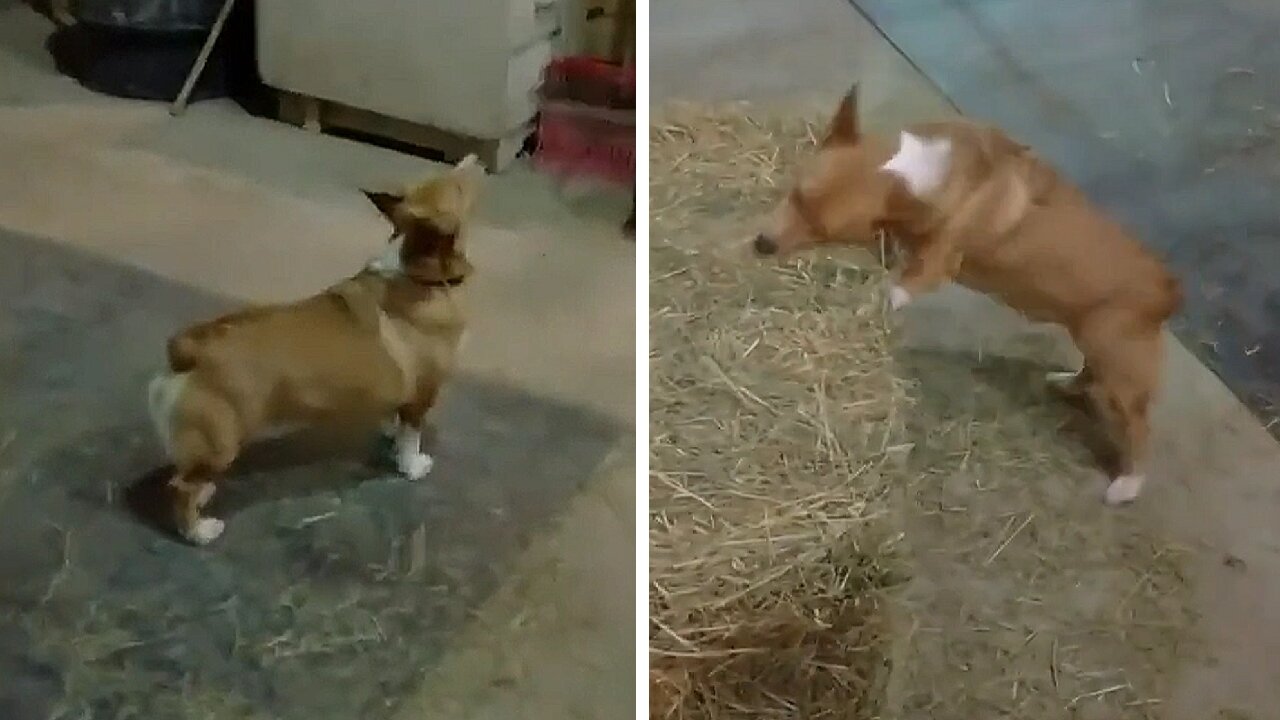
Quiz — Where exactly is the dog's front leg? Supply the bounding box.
[171,473,223,545]
[891,237,961,310]
[393,386,439,480]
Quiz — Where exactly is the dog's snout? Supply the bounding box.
[753,234,779,256]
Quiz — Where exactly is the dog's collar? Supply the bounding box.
[410,274,468,288]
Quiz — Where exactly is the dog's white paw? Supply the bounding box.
[1045,370,1085,393]
[1105,475,1144,505]
[398,451,435,480]
[1045,370,1079,386]
[888,284,912,311]
[186,517,225,545]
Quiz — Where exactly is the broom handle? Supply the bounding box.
[170,0,237,116]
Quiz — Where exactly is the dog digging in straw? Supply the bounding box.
[148,156,482,545]
[754,86,1182,506]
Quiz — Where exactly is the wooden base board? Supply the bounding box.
[275,90,530,173]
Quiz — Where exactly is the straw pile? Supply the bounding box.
[650,105,909,719]
[649,103,1196,720]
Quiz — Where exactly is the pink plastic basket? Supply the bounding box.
[533,57,635,188]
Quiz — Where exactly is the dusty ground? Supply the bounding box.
[0,5,635,718]
[652,1,1280,718]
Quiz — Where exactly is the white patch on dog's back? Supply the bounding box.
[148,371,190,458]
[881,130,952,197]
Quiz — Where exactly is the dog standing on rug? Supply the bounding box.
[754,87,1181,505]
[148,156,483,545]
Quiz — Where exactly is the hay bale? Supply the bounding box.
[650,104,908,719]
[649,103,1196,720]
[649,240,907,720]
[650,102,828,246]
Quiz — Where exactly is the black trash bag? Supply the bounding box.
[73,0,225,33]
[47,24,230,102]
[46,1,260,106]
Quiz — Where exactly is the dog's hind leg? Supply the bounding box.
[170,467,224,545]
[163,383,243,544]
[1083,380,1152,505]
[1075,314,1162,505]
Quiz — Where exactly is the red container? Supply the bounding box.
[534,56,635,188]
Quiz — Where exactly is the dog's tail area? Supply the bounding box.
[148,371,190,460]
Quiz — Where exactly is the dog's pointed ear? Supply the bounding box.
[363,190,404,224]
[823,83,861,147]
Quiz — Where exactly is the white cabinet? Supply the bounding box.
[256,0,559,170]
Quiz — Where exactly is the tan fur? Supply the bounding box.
[151,159,481,544]
[758,88,1182,502]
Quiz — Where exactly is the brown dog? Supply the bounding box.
[148,156,482,544]
[756,88,1181,505]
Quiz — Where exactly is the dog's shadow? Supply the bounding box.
[124,419,437,541]
[893,347,1121,478]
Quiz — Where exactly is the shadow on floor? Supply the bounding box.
[893,347,1119,478]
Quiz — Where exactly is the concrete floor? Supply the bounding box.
[855,0,1280,433]
[0,5,634,718]
[653,1,1280,717]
